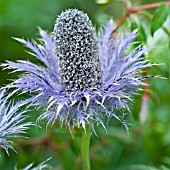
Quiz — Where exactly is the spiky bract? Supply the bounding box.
[0,90,32,153]
[21,158,51,170]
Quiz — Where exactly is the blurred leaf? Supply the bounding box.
[130,165,170,170]
[96,13,111,26]
[163,27,170,37]
[162,27,170,51]
[131,22,147,45]
[160,166,170,170]
[131,22,138,30]
[138,25,147,45]
[163,157,170,165]
[151,4,169,36]
[138,10,153,20]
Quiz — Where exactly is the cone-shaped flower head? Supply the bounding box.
[1,9,154,131]
[53,9,102,91]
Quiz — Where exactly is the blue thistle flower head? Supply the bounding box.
[2,9,153,131]
[0,90,32,154]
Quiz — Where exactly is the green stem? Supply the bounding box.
[81,126,91,170]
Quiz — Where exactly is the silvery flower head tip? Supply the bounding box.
[0,89,32,154]
[2,9,153,131]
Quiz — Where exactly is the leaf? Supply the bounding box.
[163,27,170,37]
[131,22,147,45]
[138,10,153,20]
[96,13,111,26]
[151,4,169,36]
[139,25,147,45]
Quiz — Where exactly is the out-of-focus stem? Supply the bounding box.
[129,1,170,13]
[81,126,91,170]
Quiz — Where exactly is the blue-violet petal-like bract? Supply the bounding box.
[2,9,153,131]
[0,90,32,154]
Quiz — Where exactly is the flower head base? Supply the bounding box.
[1,9,153,131]
[53,9,102,91]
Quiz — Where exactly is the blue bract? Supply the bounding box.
[2,9,153,131]
[0,90,32,153]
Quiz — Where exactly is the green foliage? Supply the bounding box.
[151,4,169,36]
[131,22,147,45]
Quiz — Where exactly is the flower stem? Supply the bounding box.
[81,126,91,170]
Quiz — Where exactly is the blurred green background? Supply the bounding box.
[0,0,170,169]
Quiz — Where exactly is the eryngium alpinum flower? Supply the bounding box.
[0,90,32,154]
[2,9,153,131]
